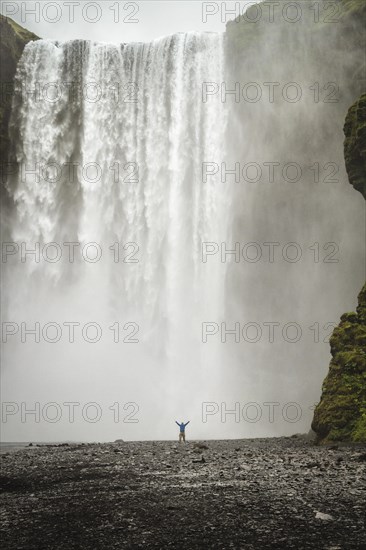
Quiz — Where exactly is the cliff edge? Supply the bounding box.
[0,16,39,164]
[312,96,366,443]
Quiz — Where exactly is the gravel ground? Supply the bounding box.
[1,437,365,549]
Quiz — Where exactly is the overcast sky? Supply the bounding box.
[2,1,254,43]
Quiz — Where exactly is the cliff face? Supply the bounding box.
[312,95,366,443]
[1,9,365,443]
[344,94,366,199]
[226,0,366,77]
[0,16,39,164]
[311,283,366,442]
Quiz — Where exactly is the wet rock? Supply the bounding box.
[1,438,365,549]
[192,456,205,464]
[306,462,320,468]
[356,452,366,462]
[193,443,209,450]
[315,511,334,521]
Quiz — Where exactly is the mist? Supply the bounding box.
[1,0,365,442]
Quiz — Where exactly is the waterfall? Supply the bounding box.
[8,33,228,311]
[3,33,230,439]
[4,26,364,442]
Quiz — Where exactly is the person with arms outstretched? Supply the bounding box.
[175,420,190,442]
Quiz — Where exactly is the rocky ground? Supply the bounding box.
[1,437,365,549]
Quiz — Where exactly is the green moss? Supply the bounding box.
[312,284,366,443]
[6,17,39,42]
[344,94,366,199]
[352,408,366,441]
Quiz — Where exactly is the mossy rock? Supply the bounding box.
[312,284,366,442]
[352,409,366,441]
[344,93,366,199]
[312,20,366,442]
[340,311,359,323]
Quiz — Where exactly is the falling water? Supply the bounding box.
[3,26,365,442]
[9,33,227,307]
[3,33,230,440]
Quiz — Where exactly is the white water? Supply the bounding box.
[3,34,231,440]
[3,27,365,442]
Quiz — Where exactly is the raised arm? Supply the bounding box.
[175,421,180,426]
[184,421,190,427]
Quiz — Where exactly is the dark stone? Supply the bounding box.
[0,16,39,167]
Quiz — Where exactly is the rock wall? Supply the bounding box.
[0,7,365,442]
[312,94,366,443]
[312,283,366,442]
[0,16,39,165]
[344,94,366,199]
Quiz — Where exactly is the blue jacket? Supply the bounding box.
[176,421,190,432]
